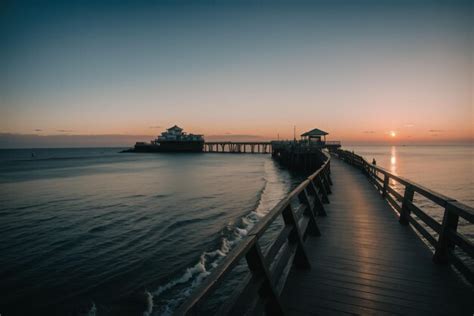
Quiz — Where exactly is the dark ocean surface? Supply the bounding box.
[0,148,300,315]
[0,145,472,315]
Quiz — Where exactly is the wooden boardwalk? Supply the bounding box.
[281,158,474,315]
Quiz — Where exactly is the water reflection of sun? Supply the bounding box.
[390,146,397,175]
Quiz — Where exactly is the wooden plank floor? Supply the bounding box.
[281,158,474,315]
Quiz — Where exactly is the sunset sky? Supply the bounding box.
[1,0,472,147]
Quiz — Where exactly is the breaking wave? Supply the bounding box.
[151,159,291,315]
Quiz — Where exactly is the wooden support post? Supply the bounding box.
[309,180,327,216]
[282,205,311,268]
[433,202,459,264]
[399,185,414,225]
[325,166,333,185]
[245,243,284,315]
[298,188,321,236]
[316,176,330,204]
[321,169,332,194]
[382,174,389,198]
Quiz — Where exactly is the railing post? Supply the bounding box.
[367,165,375,183]
[245,243,284,315]
[433,202,459,264]
[298,188,321,236]
[399,185,414,225]
[321,169,332,194]
[308,179,327,216]
[316,176,330,204]
[325,163,333,185]
[382,174,389,198]
[282,205,311,269]
[361,160,367,175]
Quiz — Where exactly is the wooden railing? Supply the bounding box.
[176,153,332,315]
[204,142,272,153]
[335,149,474,284]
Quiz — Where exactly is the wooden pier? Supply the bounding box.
[203,140,340,155]
[177,149,473,315]
[282,155,473,315]
[204,142,272,153]
[271,140,341,173]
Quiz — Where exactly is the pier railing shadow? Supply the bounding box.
[335,149,474,285]
[176,152,333,315]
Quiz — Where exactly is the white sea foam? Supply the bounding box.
[143,291,154,316]
[152,159,291,315]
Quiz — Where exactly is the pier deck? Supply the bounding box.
[281,158,473,315]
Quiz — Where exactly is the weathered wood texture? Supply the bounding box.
[281,158,474,315]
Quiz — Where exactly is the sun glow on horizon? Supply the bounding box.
[390,131,397,138]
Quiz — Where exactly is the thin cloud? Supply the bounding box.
[428,129,444,133]
[0,133,155,148]
[57,129,74,133]
[362,131,375,134]
[34,129,42,132]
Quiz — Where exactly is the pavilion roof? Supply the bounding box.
[167,125,183,131]
[301,128,328,137]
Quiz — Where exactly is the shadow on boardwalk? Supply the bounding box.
[281,158,474,315]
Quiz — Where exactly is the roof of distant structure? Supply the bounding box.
[301,128,328,137]
[168,125,183,130]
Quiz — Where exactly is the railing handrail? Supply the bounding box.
[335,149,474,284]
[176,151,332,315]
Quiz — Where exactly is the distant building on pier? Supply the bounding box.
[300,128,328,143]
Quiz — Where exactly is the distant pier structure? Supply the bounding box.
[204,142,272,153]
[271,128,341,173]
[203,128,341,170]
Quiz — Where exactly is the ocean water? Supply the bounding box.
[0,149,300,315]
[344,145,473,207]
[0,145,472,315]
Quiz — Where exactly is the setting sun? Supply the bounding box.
[390,131,397,137]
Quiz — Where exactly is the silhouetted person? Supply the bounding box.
[372,158,376,165]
